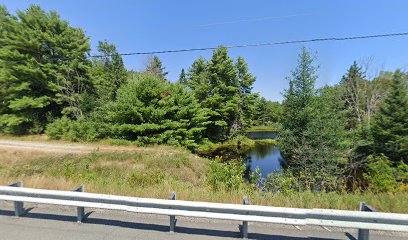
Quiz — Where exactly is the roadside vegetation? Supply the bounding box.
[0,5,407,213]
[1,148,407,213]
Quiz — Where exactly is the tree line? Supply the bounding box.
[0,5,267,148]
[279,48,407,192]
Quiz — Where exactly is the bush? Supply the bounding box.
[45,116,106,141]
[207,157,246,191]
[364,155,408,193]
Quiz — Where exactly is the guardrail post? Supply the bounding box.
[72,186,85,223]
[358,202,376,240]
[8,181,24,217]
[239,196,249,239]
[169,192,177,232]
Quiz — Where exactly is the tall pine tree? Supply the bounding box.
[0,5,91,134]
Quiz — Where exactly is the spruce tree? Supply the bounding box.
[178,68,187,85]
[282,47,317,136]
[372,70,408,164]
[280,48,346,186]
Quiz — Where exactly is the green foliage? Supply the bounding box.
[91,40,127,104]
[280,48,347,183]
[0,5,91,134]
[252,96,283,126]
[264,168,341,193]
[207,157,246,191]
[46,74,209,148]
[364,155,407,193]
[372,70,408,164]
[45,116,104,141]
[185,47,257,141]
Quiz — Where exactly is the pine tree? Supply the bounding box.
[92,40,127,102]
[144,55,168,79]
[99,74,208,148]
[185,48,257,141]
[372,70,408,164]
[186,56,208,101]
[0,5,91,134]
[203,47,240,140]
[236,57,257,129]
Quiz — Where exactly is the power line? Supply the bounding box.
[1,32,408,63]
[90,32,408,57]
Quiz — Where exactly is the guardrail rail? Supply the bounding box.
[0,182,407,239]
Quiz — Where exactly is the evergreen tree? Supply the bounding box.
[186,56,209,101]
[144,55,168,79]
[280,48,346,187]
[252,97,282,126]
[372,70,408,164]
[100,74,208,148]
[236,57,257,129]
[0,5,91,134]
[185,48,257,141]
[282,47,317,136]
[178,68,187,85]
[202,47,240,140]
[92,40,127,102]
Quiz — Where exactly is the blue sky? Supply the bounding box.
[2,0,408,102]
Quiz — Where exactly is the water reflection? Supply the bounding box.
[243,143,286,179]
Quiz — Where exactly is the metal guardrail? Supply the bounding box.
[0,183,407,239]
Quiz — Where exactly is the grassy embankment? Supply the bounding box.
[0,135,407,213]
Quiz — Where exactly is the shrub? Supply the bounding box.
[207,157,246,191]
[45,116,106,141]
[364,155,407,193]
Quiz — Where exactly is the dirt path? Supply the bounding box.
[0,139,141,154]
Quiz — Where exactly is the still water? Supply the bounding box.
[244,131,285,178]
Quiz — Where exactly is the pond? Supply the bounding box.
[244,131,285,179]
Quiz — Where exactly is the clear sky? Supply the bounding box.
[2,0,408,102]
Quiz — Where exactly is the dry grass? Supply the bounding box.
[1,140,407,213]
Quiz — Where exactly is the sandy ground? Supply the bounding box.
[0,139,140,154]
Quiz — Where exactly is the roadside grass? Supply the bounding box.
[1,147,407,213]
[0,134,52,141]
